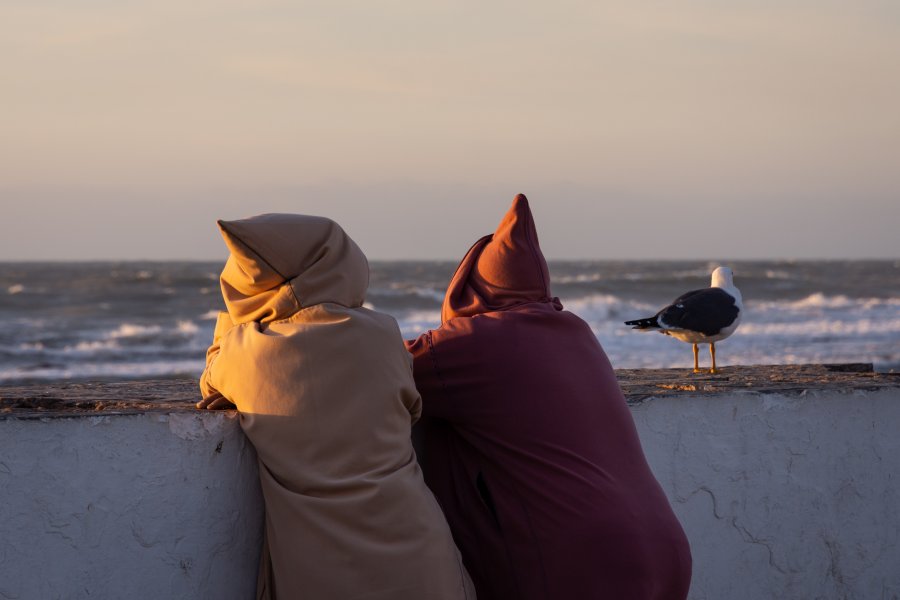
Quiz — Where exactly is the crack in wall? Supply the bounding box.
[679,486,725,520]
[731,518,795,576]
[822,535,849,597]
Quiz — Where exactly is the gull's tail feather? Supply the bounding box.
[625,316,660,330]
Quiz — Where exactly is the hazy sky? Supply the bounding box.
[2,0,898,260]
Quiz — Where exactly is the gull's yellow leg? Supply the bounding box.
[709,343,718,374]
[692,343,700,373]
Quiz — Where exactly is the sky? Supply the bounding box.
[2,0,899,261]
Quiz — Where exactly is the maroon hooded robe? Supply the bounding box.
[406,196,692,600]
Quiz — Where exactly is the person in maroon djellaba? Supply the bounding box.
[406,195,692,599]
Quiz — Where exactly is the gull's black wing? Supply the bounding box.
[657,288,739,336]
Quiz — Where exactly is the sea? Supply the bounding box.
[1,260,899,385]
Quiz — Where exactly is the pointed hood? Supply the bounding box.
[442,194,555,322]
[217,213,369,324]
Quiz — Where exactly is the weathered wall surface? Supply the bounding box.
[2,370,899,599]
[0,412,263,600]
[633,388,900,600]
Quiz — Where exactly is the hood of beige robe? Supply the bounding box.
[217,213,369,324]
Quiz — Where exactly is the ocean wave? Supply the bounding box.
[99,321,201,340]
[739,318,900,337]
[787,293,855,310]
[70,339,121,352]
[107,323,163,339]
[17,342,44,351]
[176,320,199,334]
[395,310,441,338]
[752,294,900,313]
[564,294,657,322]
[367,285,446,310]
[553,273,605,284]
[8,321,212,360]
[391,283,445,301]
[764,269,792,280]
[3,261,898,381]
[0,359,204,383]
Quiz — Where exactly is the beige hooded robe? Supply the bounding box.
[200,214,474,600]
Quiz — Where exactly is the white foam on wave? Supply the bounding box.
[764,269,792,280]
[564,294,657,323]
[739,318,900,337]
[23,321,211,358]
[176,320,199,335]
[200,310,221,320]
[107,323,163,339]
[69,339,121,352]
[787,293,854,310]
[7,284,25,295]
[864,297,900,308]
[554,273,605,284]
[751,294,900,316]
[396,310,442,338]
[377,285,446,302]
[0,359,205,382]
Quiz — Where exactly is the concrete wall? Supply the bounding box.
[2,387,899,599]
[0,412,263,600]
[633,388,900,600]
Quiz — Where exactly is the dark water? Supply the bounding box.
[1,260,898,384]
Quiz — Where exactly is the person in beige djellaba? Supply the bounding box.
[197,213,475,600]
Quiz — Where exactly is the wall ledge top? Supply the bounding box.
[2,364,898,419]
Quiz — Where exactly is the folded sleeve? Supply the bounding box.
[199,311,235,399]
[400,346,424,424]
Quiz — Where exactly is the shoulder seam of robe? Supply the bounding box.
[425,329,447,391]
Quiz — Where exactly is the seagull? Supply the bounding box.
[624,266,743,374]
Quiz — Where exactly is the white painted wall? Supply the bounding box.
[633,388,900,600]
[2,388,899,599]
[0,412,263,600]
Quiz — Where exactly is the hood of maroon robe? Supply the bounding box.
[441,194,560,323]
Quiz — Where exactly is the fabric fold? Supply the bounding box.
[408,195,692,600]
[201,213,474,600]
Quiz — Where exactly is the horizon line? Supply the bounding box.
[1,257,898,264]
